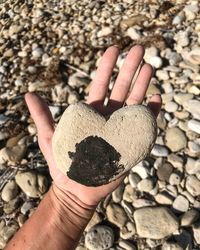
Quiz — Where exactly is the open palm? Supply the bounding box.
[25,45,161,206]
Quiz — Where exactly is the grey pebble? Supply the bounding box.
[85,225,114,250]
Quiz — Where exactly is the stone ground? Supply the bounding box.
[0,0,200,249]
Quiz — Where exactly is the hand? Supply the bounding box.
[25,45,162,207]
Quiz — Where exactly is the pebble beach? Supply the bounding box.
[0,0,200,249]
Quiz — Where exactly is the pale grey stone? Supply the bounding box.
[120,222,136,240]
[106,203,128,228]
[137,178,154,192]
[1,180,19,202]
[162,242,183,250]
[134,207,178,239]
[183,100,200,119]
[151,144,169,157]
[165,127,187,152]
[188,120,200,134]
[118,240,136,250]
[169,173,182,186]
[192,223,200,244]
[165,102,178,113]
[32,47,43,58]
[181,209,199,226]
[112,183,125,203]
[128,173,141,188]
[174,93,193,105]
[173,195,189,212]
[15,171,48,198]
[185,175,200,197]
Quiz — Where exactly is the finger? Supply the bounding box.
[25,92,54,141]
[147,94,162,118]
[87,46,119,105]
[109,45,145,105]
[126,63,153,105]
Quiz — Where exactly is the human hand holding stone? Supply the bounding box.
[25,45,162,207]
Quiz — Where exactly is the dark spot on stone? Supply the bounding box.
[67,136,124,186]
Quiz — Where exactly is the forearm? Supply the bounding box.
[5,184,96,250]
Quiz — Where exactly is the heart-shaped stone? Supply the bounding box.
[52,103,157,186]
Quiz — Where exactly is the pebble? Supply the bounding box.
[155,192,174,205]
[168,154,184,169]
[174,93,193,105]
[188,120,200,134]
[169,173,182,186]
[134,207,178,239]
[165,102,178,113]
[126,27,141,40]
[157,163,173,182]
[185,157,200,175]
[137,178,154,193]
[188,140,200,155]
[162,242,183,250]
[0,144,27,163]
[15,171,48,198]
[151,144,169,157]
[3,48,14,58]
[175,30,189,48]
[156,70,169,81]
[120,222,136,240]
[172,195,189,213]
[32,47,43,58]
[85,225,114,250]
[112,183,124,203]
[132,199,156,208]
[192,223,200,244]
[181,209,199,226]
[118,240,136,250]
[3,197,21,214]
[183,100,200,120]
[106,203,128,228]
[97,27,113,37]
[185,175,200,197]
[21,201,35,215]
[123,184,137,203]
[184,3,199,20]
[0,222,19,249]
[1,180,19,202]
[128,173,141,188]
[165,127,187,152]
[149,56,163,69]
[131,163,149,179]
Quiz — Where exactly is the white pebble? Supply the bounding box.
[188,120,200,134]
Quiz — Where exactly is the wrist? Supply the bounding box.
[49,183,96,238]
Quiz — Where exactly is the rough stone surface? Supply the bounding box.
[52,103,156,186]
[85,225,114,250]
[134,207,178,239]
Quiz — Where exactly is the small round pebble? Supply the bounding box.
[169,173,181,186]
[85,225,114,250]
[173,195,189,213]
[137,178,154,192]
[165,101,178,113]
